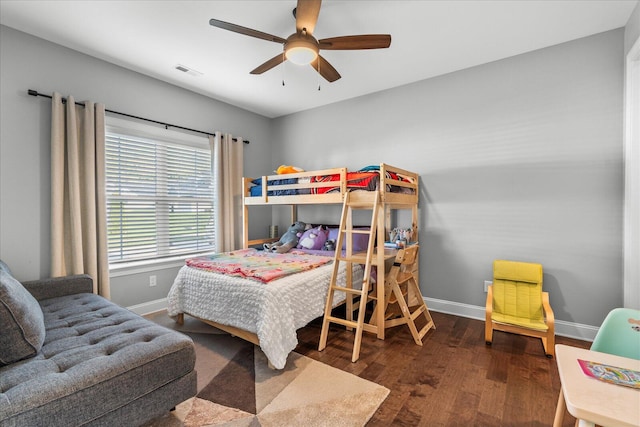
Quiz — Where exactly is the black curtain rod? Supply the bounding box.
[27,89,250,144]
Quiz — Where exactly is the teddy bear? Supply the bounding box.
[264,221,308,253]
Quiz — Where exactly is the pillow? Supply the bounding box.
[297,226,329,250]
[0,267,46,366]
[328,227,370,252]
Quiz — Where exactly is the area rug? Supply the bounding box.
[143,314,389,427]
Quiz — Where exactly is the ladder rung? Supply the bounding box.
[336,255,383,265]
[326,316,358,329]
[336,255,368,262]
[342,229,371,235]
[385,318,408,328]
[410,306,427,319]
[418,322,435,338]
[330,286,365,295]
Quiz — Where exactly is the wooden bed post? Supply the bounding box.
[243,202,249,249]
[375,202,387,340]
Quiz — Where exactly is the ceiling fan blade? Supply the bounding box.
[319,34,391,50]
[295,0,321,34]
[209,18,286,44]
[310,55,341,82]
[250,53,286,75]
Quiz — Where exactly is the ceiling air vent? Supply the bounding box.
[175,64,203,77]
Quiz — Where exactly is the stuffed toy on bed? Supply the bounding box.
[264,221,309,253]
[297,225,329,250]
[275,165,304,174]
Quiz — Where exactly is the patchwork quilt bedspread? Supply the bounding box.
[167,258,363,369]
[185,249,332,283]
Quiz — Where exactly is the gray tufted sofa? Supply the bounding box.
[0,261,197,426]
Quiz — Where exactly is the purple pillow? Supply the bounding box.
[297,226,329,250]
[328,227,370,251]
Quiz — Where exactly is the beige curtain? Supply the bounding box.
[210,132,244,252]
[51,93,110,298]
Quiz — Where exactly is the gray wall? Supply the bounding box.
[272,29,624,328]
[0,23,627,329]
[0,25,273,307]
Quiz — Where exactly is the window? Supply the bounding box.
[105,119,214,264]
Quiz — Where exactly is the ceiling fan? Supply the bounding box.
[209,0,391,82]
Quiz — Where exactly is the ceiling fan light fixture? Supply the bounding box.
[284,33,319,65]
[285,46,317,65]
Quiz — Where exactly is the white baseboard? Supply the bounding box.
[128,298,168,316]
[424,297,599,342]
[128,296,598,341]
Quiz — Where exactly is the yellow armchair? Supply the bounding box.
[485,260,555,357]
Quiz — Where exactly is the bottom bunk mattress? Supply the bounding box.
[167,257,363,369]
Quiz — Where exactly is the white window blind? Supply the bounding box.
[105,130,214,263]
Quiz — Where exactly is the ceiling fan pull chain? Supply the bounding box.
[317,58,321,91]
[282,51,286,86]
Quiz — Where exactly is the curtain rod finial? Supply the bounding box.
[28,89,38,96]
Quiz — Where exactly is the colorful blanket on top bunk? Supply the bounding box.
[185,249,332,283]
[248,166,412,197]
[310,171,379,194]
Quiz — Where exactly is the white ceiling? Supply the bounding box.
[1,0,637,118]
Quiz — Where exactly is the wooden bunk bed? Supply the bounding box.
[168,163,420,368]
[242,163,418,248]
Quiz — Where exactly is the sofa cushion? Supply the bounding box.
[0,268,46,366]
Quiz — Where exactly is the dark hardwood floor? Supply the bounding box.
[294,311,590,426]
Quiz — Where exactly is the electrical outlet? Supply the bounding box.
[484,280,492,293]
[149,275,157,287]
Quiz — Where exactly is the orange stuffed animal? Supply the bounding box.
[275,165,304,174]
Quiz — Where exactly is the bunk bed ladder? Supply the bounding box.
[318,191,381,363]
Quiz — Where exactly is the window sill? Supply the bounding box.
[109,252,215,277]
